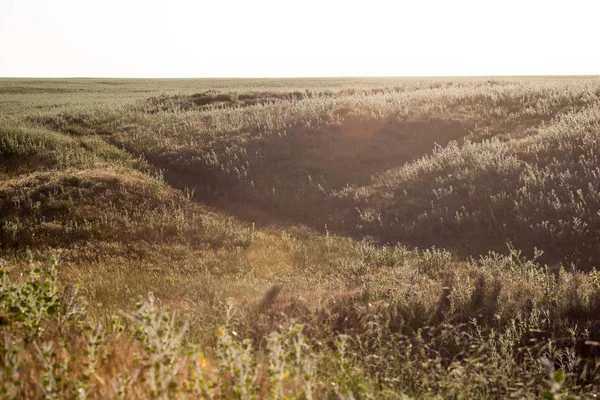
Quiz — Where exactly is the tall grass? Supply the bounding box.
[2,252,599,398]
[3,77,600,398]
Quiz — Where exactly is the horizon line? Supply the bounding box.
[2,74,600,80]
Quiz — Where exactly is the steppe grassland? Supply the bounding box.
[2,77,600,398]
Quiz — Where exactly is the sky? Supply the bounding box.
[1,0,599,78]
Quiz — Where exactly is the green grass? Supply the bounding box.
[1,77,600,398]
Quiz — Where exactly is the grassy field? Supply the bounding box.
[2,76,600,398]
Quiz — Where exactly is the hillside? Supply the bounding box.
[1,77,600,398]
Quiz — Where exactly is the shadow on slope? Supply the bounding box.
[336,105,600,269]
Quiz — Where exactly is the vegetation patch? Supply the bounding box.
[3,77,600,398]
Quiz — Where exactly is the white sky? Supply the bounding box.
[1,0,599,78]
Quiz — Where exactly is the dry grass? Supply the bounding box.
[2,77,600,398]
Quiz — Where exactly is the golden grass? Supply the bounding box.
[2,77,600,398]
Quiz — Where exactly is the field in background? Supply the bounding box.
[2,77,600,398]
